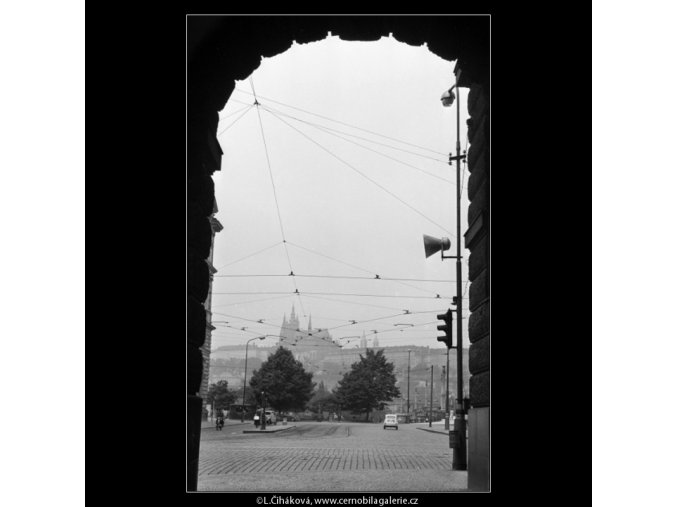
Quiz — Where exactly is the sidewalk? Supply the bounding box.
[415,420,450,435]
[201,419,251,430]
[201,419,297,433]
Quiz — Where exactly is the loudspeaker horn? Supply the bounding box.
[423,234,451,258]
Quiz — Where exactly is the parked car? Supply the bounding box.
[281,412,298,422]
[383,414,399,430]
[253,409,277,425]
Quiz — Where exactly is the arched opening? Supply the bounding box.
[187,15,489,492]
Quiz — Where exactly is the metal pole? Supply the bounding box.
[452,70,467,471]
[261,390,267,430]
[445,348,450,430]
[241,339,250,423]
[407,350,411,423]
[429,365,433,427]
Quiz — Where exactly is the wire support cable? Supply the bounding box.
[264,109,455,238]
[250,76,306,319]
[283,240,445,297]
[260,104,449,165]
[219,104,253,122]
[234,87,448,157]
[215,241,283,270]
[260,104,454,185]
[213,272,457,283]
[211,291,453,300]
[216,105,254,137]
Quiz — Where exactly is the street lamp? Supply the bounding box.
[431,66,467,471]
[241,335,266,423]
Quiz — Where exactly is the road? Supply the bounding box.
[197,421,467,492]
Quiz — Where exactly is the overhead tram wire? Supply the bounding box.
[260,104,454,185]
[284,240,446,298]
[214,273,456,283]
[219,103,254,122]
[264,109,455,238]
[260,104,449,165]
[213,271,449,299]
[211,290,452,300]
[216,104,254,137]
[249,77,306,318]
[215,241,283,271]
[210,294,295,309]
[301,293,407,312]
[234,87,448,157]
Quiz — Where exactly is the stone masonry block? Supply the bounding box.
[468,301,490,343]
[469,269,488,312]
[468,179,488,226]
[187,173,215,220]
[187,213,213,261]
[468,234,488,281]
[187,248,210,303]
[469,336,490,375]
[187,294,206,348]
[467,84,488,119]
[187,345,204,395]
[467,150,487,202]
[470,371,490,407]
[467,111,486,147]
[467,127,487,173]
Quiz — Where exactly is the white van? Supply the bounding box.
[383,414,399,430]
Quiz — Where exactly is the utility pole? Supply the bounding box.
[429,365,433,428]
[407,349,411,423]
[445,349,450,430]
[260,390,266,431]
[451,69,467,471]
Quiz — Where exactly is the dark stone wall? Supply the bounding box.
[465,84,490,409]
[186,15,490,490]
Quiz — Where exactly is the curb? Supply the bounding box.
[416,427,449,435]
[242,425,297,434]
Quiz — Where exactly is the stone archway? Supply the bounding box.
[187,15,490,491]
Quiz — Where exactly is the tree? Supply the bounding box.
[334,348,400,421]
[249,346,315,412]
[308,381,338,416]
[206,380,236,414]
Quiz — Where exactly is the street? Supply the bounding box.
[197,421,467,492]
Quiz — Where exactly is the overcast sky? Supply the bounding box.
[210,35,471,350]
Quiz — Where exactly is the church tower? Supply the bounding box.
[359,331,367,349]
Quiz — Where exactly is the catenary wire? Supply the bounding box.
[250,76,306,318]
[216,105,254,137]
[218,104,252,122]
[211,291,452,299]
[264,108,455,238]
[215,241,283,270]
[260,104,454,185]
[213,273,456,283]
[260,104,449,165]
[234,87,448,157]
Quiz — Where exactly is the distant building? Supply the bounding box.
[278,305,337,363]
[199,200,223,407]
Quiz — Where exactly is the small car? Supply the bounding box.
[383,414,399,430]
[254,409,277,425]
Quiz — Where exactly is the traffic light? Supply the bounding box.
[437,308,454,349]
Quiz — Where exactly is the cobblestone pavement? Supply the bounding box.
[197,422,467,492]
